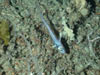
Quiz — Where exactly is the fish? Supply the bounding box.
[38,5,66,54]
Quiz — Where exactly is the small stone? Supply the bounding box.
[21,9,30,17]
[80,8,89,17]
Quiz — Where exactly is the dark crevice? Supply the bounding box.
[86,0,96,13]
[2,71,6,75]
[73,24,79,40]
[3,45,8,54]
[0,65,3,70]
[61,38,70,54]
[9,0,17,6]
[73,16,87,40]
[56,0,63,4]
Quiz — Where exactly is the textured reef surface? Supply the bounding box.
[0,0,100,75]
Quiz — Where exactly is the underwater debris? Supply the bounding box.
[0,19,10,45]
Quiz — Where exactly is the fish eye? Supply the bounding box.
[58,46,65,53]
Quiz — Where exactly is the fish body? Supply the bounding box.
[39,11,66,54]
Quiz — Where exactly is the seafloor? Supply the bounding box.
[0,0,100,75]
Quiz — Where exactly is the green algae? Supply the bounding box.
[0,20,10,45]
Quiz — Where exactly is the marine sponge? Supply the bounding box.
[0,20,10,45]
